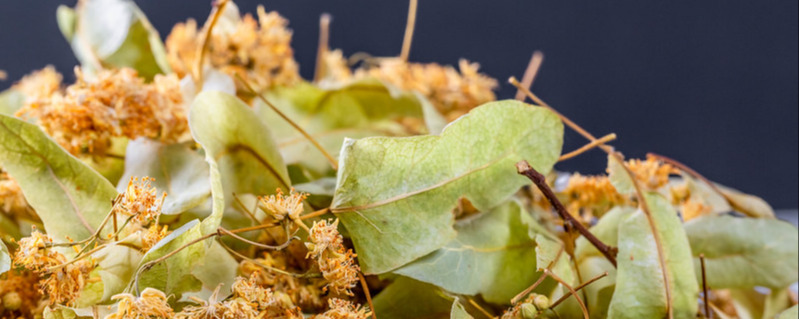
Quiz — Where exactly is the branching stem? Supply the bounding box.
[549,271,608,309]
[516,160,617,267]
[545,269,589,319]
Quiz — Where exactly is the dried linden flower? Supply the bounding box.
[624,156,677,190]
[560,173,627,222]
[306,219,360,296]
[312,298,372,319]
[176,275,302,319]
[318,49,353,84]
[41,258,96,306]
[15,67,188,156]
[140,223,169,252]
[12,65,62,103]
[680,199,712,222]
[0,270,44,318]
[116,177,166,224]
[258,188,307,221]
[240,254,326,312]
[107,287,174,319]
[165,4,300,95]
[13,230,63,271]
[355,58,498,121]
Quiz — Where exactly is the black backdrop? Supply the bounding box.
[1,1,797,209]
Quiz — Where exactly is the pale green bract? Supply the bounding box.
[395,201,548,304]
[0,240,10,275]
[0,114,117,242]
[190,91,290,235]
[607,153,634,195]
[373,276,460,319]
[450,298,474,319]
[57,0,170,80]
[684,215,798,289]
[608,192,699,319]
[332,100,563,274]
[778,305,798,319]
[133,220,204,299]
[117,139,211,215]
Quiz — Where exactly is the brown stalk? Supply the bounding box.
[357,272,376,319]
[549,271,608,309]
[700,254,711,319]
[545,269,589,319]
[511,271,550,304]
[313,13,332,82]
[510,77,673,318]
[194,0,230,89]
[559,133,617,162]
[400,0,418,61]
[516,160,617,267]
[235,73,339,170]
[466,297,494,319]
[514,51,544,101]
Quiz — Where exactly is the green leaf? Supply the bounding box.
[93,243,143,302]
[134,220,205,298]
[778,305,798,319]
[59,0,170,80]
[716,184,775,218]
[684,215,798,289]
[394,201,549,304]
[191,240,238,298]
[574,206,633,260]
[607,154,634,195]
[331,100,563,274]
[118,139,211,215]
[608,192,699,319]
[450,298,474,319]
[257,79,419,177]
[190,91,290,234]
[0,114,117,242]
[0,240,10,275]
[373,276,457,319]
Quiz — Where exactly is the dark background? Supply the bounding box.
[1,1,797,210]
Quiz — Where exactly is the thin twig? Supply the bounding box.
[545,269,589,319]
[559,133,617,162]
[515,51,544,101]
[235,73,339,170]
[549,271,608,309]
[511,271,550,304]
[300,208,330,220]
[216,238,309,278]
[218,227,297,251]
[357,272,377,319]
[700,254,711,319]
[314,13,332,82]
[399,0,418,61]
[466,297,494,319]
[195,0,230,89]
[516,161,617,267]
[134,232,217,294]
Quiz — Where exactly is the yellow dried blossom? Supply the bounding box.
[560,173,627,221]
[312,298,371,319]
[177,276,302,319]
[107,288,174,319]
[305,219,360,296]
[680,199,712,222]
[165,4,300,95]
[624,156,677,190]
[240,254,326,312]
[318,49,353,83]
[15,67,188,156]
[355,58,498,120]
[13,230,63,271]
[0,270,44,318]
[12,65,62,103]
[116,177,166,224]
[306,219,343,259]
[140,223,169,252]
[258,188,307,221]
[40,258,95,306]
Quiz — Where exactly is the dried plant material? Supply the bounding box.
[258,188,307,221]
[15,67,187,156]
[306,219,360,296]
[40,258,95,306]
[355,58,498,120]
[140,223,169,252]
[13,230,62,271]
[11,66,62,103]
[166,4,300,94]
[240,254,326,312]
[624,156,678,190]
[0,270,44,318]
[318,49,353,83]
[116,176,166,225]
[560,173,627,221]
[0,169,34,220]
[312,298,372,319]
[107,288,174,319]
[176,275,302,319]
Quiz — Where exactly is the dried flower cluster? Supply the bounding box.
[311,298,371,319]
[166,4,300,95]
[258,188,307,221]
[355,58,498,120]
[306,219,360,296]
[501,293,550,319]
[176,275,302,318]
[15,67,187,156]
[559,173,628,221]
[624,156,678,190]
[117,177,166,225]
[0,270,43,317]
[240,254,326,311]
[12,230,95,306]
[107,288,174,319]
[0,170,32,221]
